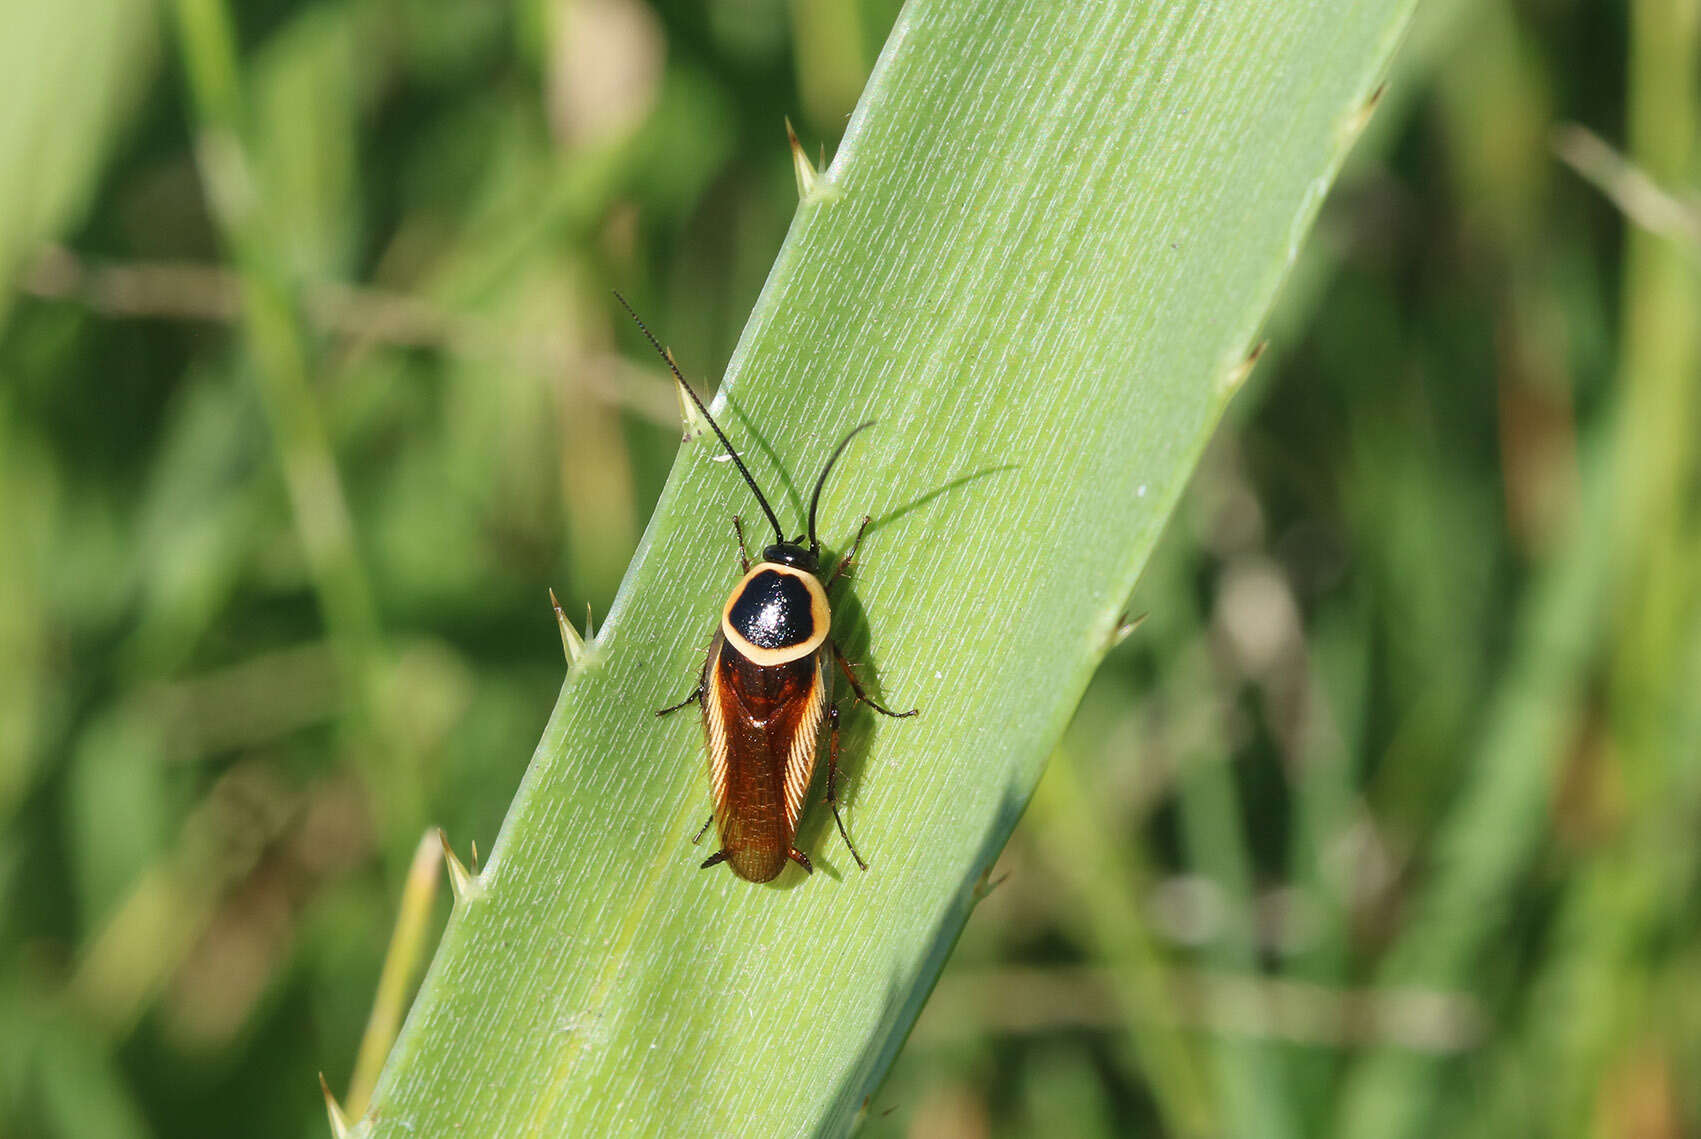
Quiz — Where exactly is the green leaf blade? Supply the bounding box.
[369,1,1415,1134]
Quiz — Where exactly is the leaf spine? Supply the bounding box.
[438,828,483,903]
[550,588,599,670]
[320,1073,352,1139]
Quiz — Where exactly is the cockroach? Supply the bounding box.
[616,294,917,883]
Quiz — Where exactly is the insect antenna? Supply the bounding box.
[807,420,876,556]
[613,291,785,543]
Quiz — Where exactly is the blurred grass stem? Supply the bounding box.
[169,0,417,845]
[346,830,443,1116]
[20,246,676,425]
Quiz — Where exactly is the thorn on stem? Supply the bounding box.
[972,862,1010,903]
[671,362,709,442]
[1111,611,1149,648]
[438,828,481,903]
[550,588,598,669]
[1220,340,1268,400]
[787,116,818,200]
[785,117,841,205]
[1339,81,1388,145]
[320,1073,351,1139]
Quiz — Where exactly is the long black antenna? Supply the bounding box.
[613,292,785,543]
[807,420,875,556]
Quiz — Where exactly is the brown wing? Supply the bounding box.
[702,631,829,881]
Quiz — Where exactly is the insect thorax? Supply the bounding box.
[721,562,829,664]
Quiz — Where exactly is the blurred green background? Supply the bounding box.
[2,0,1699,1136]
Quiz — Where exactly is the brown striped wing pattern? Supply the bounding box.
[701,630,830,882]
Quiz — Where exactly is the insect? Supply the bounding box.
[616,294,917,883]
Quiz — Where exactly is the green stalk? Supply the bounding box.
[1026,744,1214,1137]
[364,2,1413,1133]
[1175,723,1299,1139]
[169,0,421,846]
[346,831,444,1117]
[1503,2,1701,1130]
[170,0,380,666]
[1333,426,1616,1138]
[1610,0,1701,751]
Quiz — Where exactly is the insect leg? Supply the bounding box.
[699,850,729,870]
[732,515,751,572]
[786,848,814,874]
[825,703,868,870]
[825,514,872,588]
[833,644,919,718]
[691,813,714,845]
[657,654,709,716]
[656,685,702,716]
